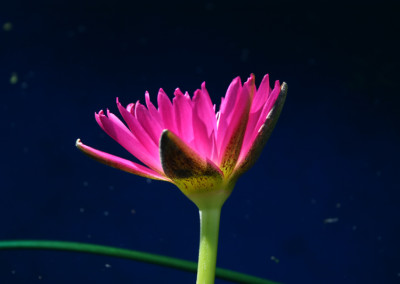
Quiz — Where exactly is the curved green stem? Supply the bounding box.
[0,240,280,284]
[196,208,221,284]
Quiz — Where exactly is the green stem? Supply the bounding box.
[196,207,221,284]
[0,240,281,284]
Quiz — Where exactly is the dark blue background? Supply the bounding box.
[1,1,399,283]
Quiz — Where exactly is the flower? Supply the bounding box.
[76,74,287,209]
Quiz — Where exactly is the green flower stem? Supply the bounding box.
[0,240,281,284]
[196,207,221,284]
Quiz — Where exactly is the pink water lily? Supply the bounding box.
[77,74,287,208]
[76,73,287,283]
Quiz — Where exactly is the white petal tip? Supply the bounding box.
[75,138,82,146]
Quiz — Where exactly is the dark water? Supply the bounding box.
[1,1,399,283]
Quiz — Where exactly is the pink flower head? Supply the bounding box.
[76,74,287,208]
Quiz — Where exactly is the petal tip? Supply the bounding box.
[232,76,241,84]
[281,82,288,92]
[174,88,184,97]
[244,74,256,88]
[160,128,170,137]
[159,129,171,148]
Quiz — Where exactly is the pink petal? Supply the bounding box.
[253,80,281,139]
[251,74,271,113]
[97,110,163,173]
[240,80,282,159]
[240,108,263,160]
[158,88,177,133]
[218,75,254,158]
[233,82,287,177]
[95,110,106,132]
[209,130,218,162]
[145,91,162,122]
[192,103,212,158]
[219,77,242,121]
[217,74,255,176]
[76,139,169,181]
[240,75,272,159]
[192,83,217,136]
[116,98,158,154]
[173,89,194,144]
[174,88,184,97]
[135,102,164,146]
[216,76,242,154]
